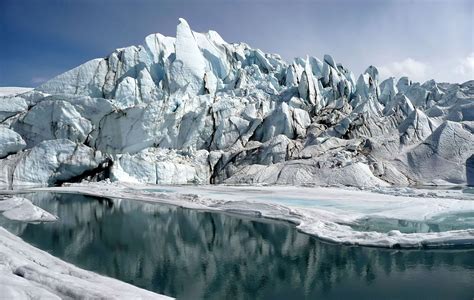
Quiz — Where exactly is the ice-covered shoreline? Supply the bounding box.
[0,227,172,299]
[1,183,473,298]
[0,196,58,222]
[5,182,473,249]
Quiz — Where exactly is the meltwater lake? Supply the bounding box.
[1,192,474,300]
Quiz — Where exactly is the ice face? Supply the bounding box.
[0,128,26,158]
[0,18,473,187]
[9,140,105,186]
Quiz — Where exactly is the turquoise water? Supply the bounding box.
[1,192,474,300]
[253,195,386,214]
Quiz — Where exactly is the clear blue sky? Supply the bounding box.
[0,0,472,87]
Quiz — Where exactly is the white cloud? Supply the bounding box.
[378,58,429,82]
[454,52,474,81]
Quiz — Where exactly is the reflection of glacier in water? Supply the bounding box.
[2,192,474,300]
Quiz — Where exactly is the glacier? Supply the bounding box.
[0,18,472,187]
[0,18,473,298]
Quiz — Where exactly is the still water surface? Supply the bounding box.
[2,192,474,300]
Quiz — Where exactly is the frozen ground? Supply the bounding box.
[7,182,473,249]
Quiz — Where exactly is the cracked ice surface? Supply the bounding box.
[0,18,472,188]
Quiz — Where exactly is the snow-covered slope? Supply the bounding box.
[0,87,33,97]
[0,19,473,187]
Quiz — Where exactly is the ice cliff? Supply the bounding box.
[0,18,473,187]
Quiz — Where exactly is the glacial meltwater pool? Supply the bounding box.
[1,192,474,300]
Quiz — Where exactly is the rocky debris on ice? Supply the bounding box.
[0,227,172,299]
[0,19,472,187]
